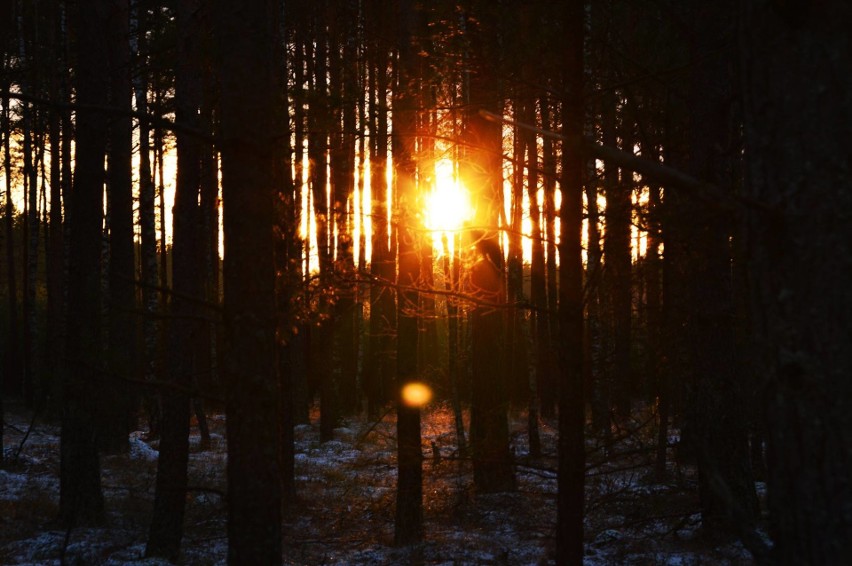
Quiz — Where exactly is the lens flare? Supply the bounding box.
[401,382,433,408]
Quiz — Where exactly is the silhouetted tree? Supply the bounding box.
[146,0,205,558]
[102,0,136,455]
[216,0,284,562]
[393,0,423,545]
[741,0,852,562]
[556,0,586,563]
[60,0,108,527]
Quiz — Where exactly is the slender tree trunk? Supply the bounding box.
[442,234,467,457]
[556,0,585,562]
[60,0,109,527]
[0,89,5,465]
[539,96,558,419]
[393,0,422,545]
[685,0,759,539]
[328,0,359,415]
[289,4,309,426]
[3,82,21,397]
[46,0,66,415]
[609,112,633,419]
[365,2,394,417]
[523,95,542,459]
[216,0,283,561]
[22,110,38,408]
[146,0,204,557]
[645,180,666,478]
[131,0,161,438]
[309,1,337,442]
[102,0,135,454]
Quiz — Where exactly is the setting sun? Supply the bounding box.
[424,158,472,255]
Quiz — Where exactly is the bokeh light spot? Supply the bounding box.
[401,382,433,408]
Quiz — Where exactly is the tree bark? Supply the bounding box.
[102,0,136,455]
[60,0,109,527]
[740,1,852,562]
[393,0,423,545]
[556,0,585,562]
[685,0,759,539]
[216,1,283,562]
[463,1,515,496]
[146,0,204,557]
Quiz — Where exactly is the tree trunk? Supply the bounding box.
[216,0,284,563]
[146,0,204,557]
[46,0,66,416]
[740,1,852,562]
[131,0,161,438]
[365,0,395,417]
[309,1,337,442]
[685,0,759,539]
[3,82,22,398]
[468,254,515,493]
[102,0,135,455]
[393,0,423,545]
[539,96,558,419]
[463,2,515,496]
[556,0,585,562]
[60,0,109,527]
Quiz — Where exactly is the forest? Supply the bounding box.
[1,0,850,564]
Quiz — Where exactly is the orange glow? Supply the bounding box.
[424,158,472,256]
[401,382,433,408]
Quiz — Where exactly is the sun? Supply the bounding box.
[424,158,472,254]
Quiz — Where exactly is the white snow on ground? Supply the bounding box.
[0,470,28,500]
[129,432,159,462]
[1,403,761,565]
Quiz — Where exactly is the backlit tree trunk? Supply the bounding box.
[60,0,108,526]
[393,0,423,545]
[463,1,515,495]
[103,0,136,455]
[556,0,585,562]
[217,0,284,562]
[146,0,204,557]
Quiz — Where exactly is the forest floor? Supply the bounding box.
[1,400,761,565]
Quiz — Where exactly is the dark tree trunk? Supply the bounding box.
[685,0,759,539]
[539,96,558,419]
[102,0,136,455]
[365,0,395,417]
[60,0,108,527]
[289,1,310,426]
[146,0,205,557]
[741,1,852,562]
[645,180,666,478]
[522,88,542,459]
[468,255,516,493]
[393,0,423,545]
[217,0,284,562]
[329,0,359,415]
[3,81,22,398]
[22,99,38,409]
[609,112,633,419]
[463,2,515,496]
[308,1,337,442]
[46,0,66,415]
[556,0,585,562]
[131,0,162,440]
